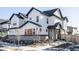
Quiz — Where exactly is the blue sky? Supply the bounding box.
[0,7,79,28]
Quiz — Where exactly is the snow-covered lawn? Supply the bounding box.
[20,44,52,51]
[0,40,72,51]
[0,41,53,51]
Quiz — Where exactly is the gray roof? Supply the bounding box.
[43,8,58,16]
[47,22,62,29]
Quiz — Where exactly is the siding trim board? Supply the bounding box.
[18,13,28,18]
[53,14,63,20]
[8,35,48,36]
[63,17,69,22]
[9,13,27,21]
[8,7,67,30]
[26,7,43,17]
[9,21,42,29]
[26,7,64,20]
[0,21,9,24]
[9,13,16,20]
[59,9,63,18]
[20,21,42,28]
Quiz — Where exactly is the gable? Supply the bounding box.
[10,15,19,22]
[9,13,27,27]
[26,7,64,20]
[56,24,61,29]
[53,9,62,18]
[26,7,42,17]
[9,13,26,21]
[9,15,20,28]
[27,9,41,17]
[9,14,20,22]
[47,22,62,29]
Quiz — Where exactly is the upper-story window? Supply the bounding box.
[13,23,17,26]
[36,16,39,22]
[29,17,32,20]
[46,29,48,32]
[40,28,42,32]
[47,18,49,24]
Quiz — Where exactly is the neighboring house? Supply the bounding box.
[73,27,78,35]
[67,26,78,35]
[8,7,68,37]
[0,20,9,37]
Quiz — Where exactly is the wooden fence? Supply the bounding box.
[61,34,79,43]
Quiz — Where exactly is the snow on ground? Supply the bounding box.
[52,40,67,46]
[21,44,52,51]
[0,40,68,51]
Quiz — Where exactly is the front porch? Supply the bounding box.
[47,22,63,41]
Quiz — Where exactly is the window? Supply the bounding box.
[36,28,38,30]
[13,23,17,26]
[36,16,39,22]
[29,17,32,20]
[46,29,48,32]
[47,18,49,24]
[40,28,42,32]
[33,29,35,35]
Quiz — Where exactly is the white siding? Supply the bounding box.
[8,8,67,36]
[28,9,48,26]
[19,14,28,26]
[18,23,40,35]
[54,9,61,18]
[63,20,67,31]
[10,15,19,28]
[19,18,27,26]
[2,24,8,28]
[27,9,48,35]
[8,29,15,35]
[49,16,62,25]
[73,28,77,35]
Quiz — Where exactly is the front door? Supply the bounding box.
[25,28,36,35]
[28,29,32,35]
[56,29,61,40]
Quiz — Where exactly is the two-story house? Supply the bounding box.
[7,7,68,40]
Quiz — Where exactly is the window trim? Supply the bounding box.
[29,17,32,20]
[40,28,42,32]
[13,23,17,26]
[36,16,39,22]
[46,29,48,32]
[47,18,49,24]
